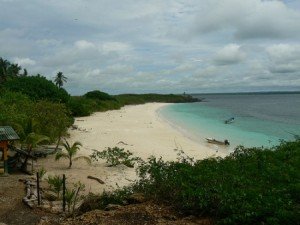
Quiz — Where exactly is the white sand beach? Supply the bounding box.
[38,103,226,194]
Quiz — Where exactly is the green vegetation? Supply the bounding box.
[54,71,67,88]
[55,140,91,168]
[91,147,141,168]
[21,133,50,171]
[68,96,121,117]
[83,140,300,225]
[115,93,198,105]
[3,75,70,103]
[0,57,23,84]
[37,167,47,179]
[46,175,64,199]
[84,90,116,101]
[64,181,86,214]
[0,91,73,142]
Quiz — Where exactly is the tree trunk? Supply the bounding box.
[55,135,61,153]
[21,146,32,173]
[69,158,72,168]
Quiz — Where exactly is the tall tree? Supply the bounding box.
[54,71,67,88]
[0,58,10,84]
[8,63,22,77]
[23,69,28,76]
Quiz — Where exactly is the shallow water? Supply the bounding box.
[160,93,300,151]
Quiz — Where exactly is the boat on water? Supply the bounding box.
[224,117,234,124]
[206,138,230,146]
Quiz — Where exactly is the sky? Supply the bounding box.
[1,0,300,95]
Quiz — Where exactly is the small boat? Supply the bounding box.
[225,117,234,124]
[206,138,230,146]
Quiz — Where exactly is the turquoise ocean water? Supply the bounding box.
[159,93,300,151]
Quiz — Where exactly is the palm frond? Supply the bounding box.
[73,156,91,165]
[55,152,69,161]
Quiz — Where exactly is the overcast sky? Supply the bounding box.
[1,0,300,94]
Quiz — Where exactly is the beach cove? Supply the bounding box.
[37,103,226,194]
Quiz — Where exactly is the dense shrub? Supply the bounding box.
[91,147,141,167]
[133,141,300,224]
[0,91,32,135]
[68,95,122,117]
[89,140,300,225]
[3,75,70,103]
[84,90,116,101]
[0,91,72,141]
[67,96,95,117]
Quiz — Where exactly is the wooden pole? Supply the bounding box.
[36,172,41,205]
[3,141,8,174]
[63,174,66,212]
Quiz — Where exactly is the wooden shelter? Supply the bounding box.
[0,126,20,174]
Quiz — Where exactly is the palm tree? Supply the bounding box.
[54,71,67,88]
[0,58,10,84]
[8,63,22,77]
[55,140,91,168]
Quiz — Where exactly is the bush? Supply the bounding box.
[84,90,116,101]
[67,96,94,117]
[102,140,300,225]
[3,75,70,103]
[46,175,64,199]
[90,147,142,168]
[79,188,133,213]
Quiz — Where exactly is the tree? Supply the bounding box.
[0,58,10,84]
[3,76,70,103]
[55,140,91,168]
[54,71,67,88]
[8,63,21,78]
[23,69,28,76]
[21,132,50,172]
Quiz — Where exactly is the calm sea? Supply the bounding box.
[159,93,300,151]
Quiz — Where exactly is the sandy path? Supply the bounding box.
[37,103,225,194]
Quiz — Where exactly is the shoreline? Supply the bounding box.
[157,103,231,155]
[38,103,226,194]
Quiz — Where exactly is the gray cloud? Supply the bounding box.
[213,44,246,65]
[0,0,299,94]
[193,0,300,40]
[267,44,300,74]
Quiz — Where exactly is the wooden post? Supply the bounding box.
[62,174,66,212]
[37,172,41,205]
[3,141,8,175]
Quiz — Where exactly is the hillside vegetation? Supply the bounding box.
[80,140,300,225]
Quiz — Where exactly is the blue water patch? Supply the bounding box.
[160,94,300,150]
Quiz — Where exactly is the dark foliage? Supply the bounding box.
[84,90,116,101]
[115,93,199,105]
[67,96,121,117]
[91,147,141,167]
[3,75,70,103]
[132,141,300,225]
[86,140,300,225]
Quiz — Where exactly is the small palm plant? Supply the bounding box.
[55,140,91,168]
[46,175,63,199]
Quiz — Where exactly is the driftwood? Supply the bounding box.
[117,141,129,145]
[22,179,38,209]
[20,178,41,209]
[87,175,105,184]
